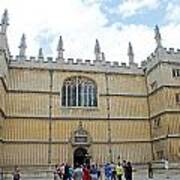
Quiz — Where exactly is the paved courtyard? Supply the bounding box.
[133,169,180,180]
[2,169,180,180]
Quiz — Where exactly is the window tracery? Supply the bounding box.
[62,77,97,107]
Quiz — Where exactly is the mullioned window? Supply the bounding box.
[172,69,180,77]
[62,76,97,107]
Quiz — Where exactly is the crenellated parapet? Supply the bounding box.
[9,55,142,75]
[141,25,180,73]
[141,47,180,73]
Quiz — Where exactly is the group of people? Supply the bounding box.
[54,163,101,180]
[54,160,133,180]
[4,158,170,180]
[104,160,132,180]
[9,160,132,180]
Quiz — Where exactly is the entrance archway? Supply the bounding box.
[73,148,89,167]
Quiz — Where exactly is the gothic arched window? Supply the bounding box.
[62,77,97,107]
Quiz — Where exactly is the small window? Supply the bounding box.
[175,94,180,104]
[172,69,180,77]
[172,69,176,77]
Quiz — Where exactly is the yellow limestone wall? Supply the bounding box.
[149,87,180,116]
[147,62,180,161]
[167,113,180,161]
[6,93,49,117]
[109,96,148,118]
[151,113,180,161]
[8,68,50,91]
[108,74,147,94]
[3,118,49,140]
[1,67,153,166]
[3,144,48,165]
[168,138,180,161]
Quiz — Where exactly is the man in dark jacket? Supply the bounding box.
[148,162,153,178]
[13,166,20,180]
[124,162,132,180]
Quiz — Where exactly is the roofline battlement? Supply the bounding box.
[141,47,180,73]
[166,47,180,55]
[9,55,142,74]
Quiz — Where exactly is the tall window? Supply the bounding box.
[62,77,97,107]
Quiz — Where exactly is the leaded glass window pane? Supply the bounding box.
[62,85,66,106]
[62,77,97,107]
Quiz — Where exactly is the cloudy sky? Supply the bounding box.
[1,0,180,64]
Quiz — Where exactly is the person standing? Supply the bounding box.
[54,164,61,180]
[96,164,101,179]
[124,162,132,180]
[68,165,74,180]
[72,164,83,180]
[90,164,98,180]
[0,168,3,180]
[122,160,127,179]
[64,163,70,180]
[164,158,169,179]
[164,159,169,170]
[111,162,116,180]
[104,163,112,180]
[116,162,123,180]
[13,166,21,180]
[60,163,65,179]
[147,162,153,179]
[83,165,91,180]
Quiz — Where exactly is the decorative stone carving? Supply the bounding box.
[154,25,162,48]
[38,48,44,59]
[57,35,64,59]
[94,39,101,61]
[102,52,105,61]
[1,9,9,34]
[128,42,134,65]
[19,34,27,58]
[70,121,92,146]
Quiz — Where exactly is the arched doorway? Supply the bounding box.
[73,148,90,167]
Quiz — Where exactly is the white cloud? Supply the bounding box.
[1,0,180,65]
[1,0,107,57]
[82,0,102,6]
[161,24,180,49]
[165,2,180,23]
[119,0,160,18]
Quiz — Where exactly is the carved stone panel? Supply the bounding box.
[70,121,92,146]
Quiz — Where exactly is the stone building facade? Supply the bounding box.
[0,10,180,167]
